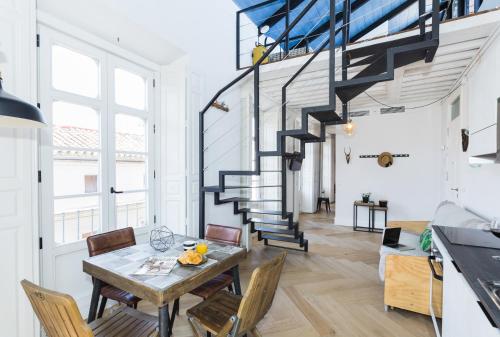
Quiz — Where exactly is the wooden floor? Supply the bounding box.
[139,212,436,337]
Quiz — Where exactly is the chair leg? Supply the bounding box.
[228,284,233,293]
[97,297,107,319]
[207,332,211,337]
[174,298,180,316]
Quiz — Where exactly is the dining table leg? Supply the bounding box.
[87,278,102,323]
[231,265,242,295]
[159,304,170,337]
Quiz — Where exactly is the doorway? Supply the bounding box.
[299,134,336,222]
[38,25,158,307]
[445,96,461,203]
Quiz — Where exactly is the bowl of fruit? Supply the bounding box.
[177,249,207,266]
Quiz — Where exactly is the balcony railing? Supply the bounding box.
[54,202,146,244]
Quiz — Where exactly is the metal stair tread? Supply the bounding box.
[219,198,282,203]
[281,130,321,141]
[255,226,301,236]
[203,185,282,192]
[249,218,296,227]
[240,209,293,216]
[260,233,303,243]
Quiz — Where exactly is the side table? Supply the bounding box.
[353,201,387,233]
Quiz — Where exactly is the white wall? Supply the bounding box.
[300,143,321,213]
[0,0,38,336]
[335,107,443,227]
[440,30,500,220]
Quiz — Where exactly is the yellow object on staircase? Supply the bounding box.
[252,44,269,65]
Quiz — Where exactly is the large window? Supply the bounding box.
[40,27,157,245]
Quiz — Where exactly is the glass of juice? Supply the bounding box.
[196,240,208,255]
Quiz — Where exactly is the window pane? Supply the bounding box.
[53,101,100,149]
[52,45,99,98]
[115,114,146,152]
[116,192,146,229]
[115,68,146,110]
[116,154,146,191]
[53,150,100,196]
[54,196,100,244]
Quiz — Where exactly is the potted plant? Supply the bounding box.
[362,193,371,203]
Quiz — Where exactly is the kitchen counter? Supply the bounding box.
[434,225,500,328]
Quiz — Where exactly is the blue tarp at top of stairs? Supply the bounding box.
[234,0,446,50]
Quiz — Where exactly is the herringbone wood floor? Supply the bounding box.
[139,212,436,337]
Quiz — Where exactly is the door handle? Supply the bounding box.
[110,187,124,194]
[451,188,459,192]
[428,256,443,281]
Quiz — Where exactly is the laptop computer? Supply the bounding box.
[383,227,414,251]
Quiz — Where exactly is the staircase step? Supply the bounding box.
[242,199,282,203]
[255,226,300,236]
[219,198,281,203]
[282,130,321,141]
[261,233,303,244]
[310,110,342,123]
[240,209,292,217]
[303,105,342,123]
[249,218,296,227]
[203,185,281,192]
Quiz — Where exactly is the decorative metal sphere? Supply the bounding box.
[150,226,175,252]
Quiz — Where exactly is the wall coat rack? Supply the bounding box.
[359,153,409,168]
[359,154,410,158]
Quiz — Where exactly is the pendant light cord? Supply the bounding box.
[364,83,462,110]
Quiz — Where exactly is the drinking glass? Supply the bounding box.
[196,240,209,255]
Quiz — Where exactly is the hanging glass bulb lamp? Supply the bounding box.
[343,104,355,136]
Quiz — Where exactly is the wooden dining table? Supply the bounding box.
[83,235,247,337]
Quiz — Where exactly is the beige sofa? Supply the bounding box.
[380,202,489,317]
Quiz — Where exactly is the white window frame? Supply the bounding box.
[38,23,160,270]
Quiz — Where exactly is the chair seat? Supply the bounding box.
[89,306,158,337]
[187,291,242,334]
[189,273,234,300]
[101,284,141,306]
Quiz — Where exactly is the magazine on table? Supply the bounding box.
[133,256,178,276]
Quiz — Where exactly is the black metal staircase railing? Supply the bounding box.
[200,0,442,251]
[200,0,323,250]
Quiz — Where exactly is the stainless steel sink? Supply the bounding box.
[479,279,500,309]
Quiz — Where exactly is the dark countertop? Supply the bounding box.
[434,226,500,328]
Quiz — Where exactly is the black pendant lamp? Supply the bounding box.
[0,73,46,128]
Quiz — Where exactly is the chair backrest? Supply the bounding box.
[205,224,242,246]
[234,252,287,334]
[21,279,94,337]
[87,227,136,257]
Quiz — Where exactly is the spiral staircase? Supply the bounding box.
[199,0,444,251]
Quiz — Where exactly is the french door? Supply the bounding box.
[38,25,158,295]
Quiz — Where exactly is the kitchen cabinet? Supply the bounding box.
[435,236,500,337]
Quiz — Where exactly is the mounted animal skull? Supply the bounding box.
[344,146,352,164]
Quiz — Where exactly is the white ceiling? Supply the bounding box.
[258,9,500,112]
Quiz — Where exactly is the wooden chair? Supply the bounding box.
[21,279,158,337]
[189,224,242,300]
[187,251,287,337]
[86,227,141,317]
